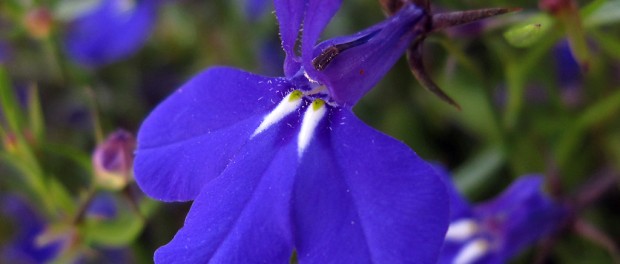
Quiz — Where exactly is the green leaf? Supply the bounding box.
[454,145,505,195]
[49,177,77,215]
[555,90,620,168]
[0,66,23,134]
[27,84,45,143]
[503,13,553,48]
[82,209,145,247]
[583,0,620,28]
[81,197,159,247]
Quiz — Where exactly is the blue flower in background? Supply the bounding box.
[64,0,158,66]
[0,196,61,264]
[135,0,448,263]
[435,167,567,264]
[553,39,583,106]
[87,192,119,220]
[243,0,271,21]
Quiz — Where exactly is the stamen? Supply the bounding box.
[298,100,327,157]
[305,85,327,96]
[445,219,479,241]
[453,239,490,264]
[252,91,303,138]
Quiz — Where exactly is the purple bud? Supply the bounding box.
[92,129,136,190]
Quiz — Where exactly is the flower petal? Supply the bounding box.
[134,67,293,201]
[292,109,449,263]
[300,0,342,75]
[433,164,473,220]
[154,124,297,263]
[64,0,157,66]
[309,4,425,106]
[476,175,566,258]
[0,195,61,263]
[274,0,305,77]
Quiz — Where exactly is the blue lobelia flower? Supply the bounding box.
[0,195,62,264]
[553,39,583,106]
[63,0,158,67]
[134,1,449,263]
[435,167,567,264]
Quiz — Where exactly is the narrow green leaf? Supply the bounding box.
[454,146,505,195]
[0,67,22,134]
[555,90,620,167]
[27,84,45,143]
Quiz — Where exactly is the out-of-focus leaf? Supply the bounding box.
[555,90,620,168]
[81,196,158,247]
[0,151,54,215]
[605,132,620,172]
[583,0,620,28]
[27,84,45,143]
[454,145,505,195]
[53,0,101,21]
[503,13,553,48]
[82,209,145,247]
[42,142,93,175]
[0,66,22,134]
[49,177,77,215]
[581,0,608,18]
[590,30,620,60]
[504,23,545,48]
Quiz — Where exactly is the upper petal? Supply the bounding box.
[134,67,293,201]
[292,109,449,263]
[309,4,425,106]
[154,121,298,264]
[275,0,343,77]
[300,0,342,75]
[274,0,305,77]
[64,0,157,66]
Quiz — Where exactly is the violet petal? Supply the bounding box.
[135,67,292,201]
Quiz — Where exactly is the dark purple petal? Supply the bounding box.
[134,67,292,201]
[154,123,297,263]
[309,4,425,106]
[293,109,449,263]
[64,0,157,66]
[274,0,305,77]
[476,176,566,259]
[300,0,342,74]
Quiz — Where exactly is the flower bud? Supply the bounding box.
[92,130,136,190]
[24,8,53,39]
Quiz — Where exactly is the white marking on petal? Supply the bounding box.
[453,239,490,264]
[252,91,302,138]
[445,219,479,241]
[298,100,326,158]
